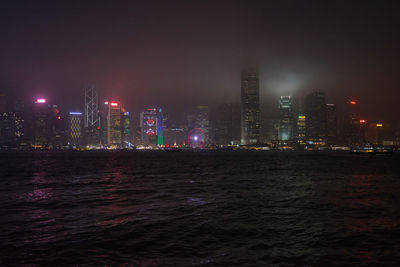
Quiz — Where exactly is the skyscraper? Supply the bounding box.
[140,108,159,146]
[31,98,51,148]
[84,85,100,147]
[278,96,294,141]
[68,112,83,146]
[121,111,132,148]
[297,115,306,144]
[305,92,327,144]
[343,100,361,145]
[105,102,122,146]
[326,103,338,145]
[241,68,260,144]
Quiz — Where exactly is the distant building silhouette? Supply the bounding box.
[241,68,260,144]
[305,92,327,144]
[326,103,338,145]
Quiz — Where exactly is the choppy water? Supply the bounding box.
[0,151,400,266]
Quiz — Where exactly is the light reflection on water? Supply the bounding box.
[0,151,399,266]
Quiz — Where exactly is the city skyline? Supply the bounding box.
[0,1,399,124]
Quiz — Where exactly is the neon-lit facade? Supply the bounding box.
[107,102,122,145]
[122,111,131,147]
[68,112,82,146]
[297,115,306,144]
[140,108,158,146]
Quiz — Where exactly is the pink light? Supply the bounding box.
[104,101,109,105]
[35,98,46,104]
[359,119,366,124]
[111,102,118,106]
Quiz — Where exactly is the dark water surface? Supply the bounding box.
[1,151,400,266]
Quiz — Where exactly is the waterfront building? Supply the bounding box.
[343,100,361,145]
[31,98,52,148]
[241,68,260,144]
[68,112,83,146]
[187,105,210,145]
[297,115,306,144]
[305,92,327,144]
[84,85,101,147]
[326,103,338,145]
[121,111,132,148]
[140,108,159,146]
[105,102,122,146]
[278,96,294,141]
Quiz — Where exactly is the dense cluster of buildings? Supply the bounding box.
[0,69,398,150]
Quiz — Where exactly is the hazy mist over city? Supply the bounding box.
[1,0,399,124]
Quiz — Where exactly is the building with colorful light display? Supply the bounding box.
[104,102,123,146]
[68,112,83,146]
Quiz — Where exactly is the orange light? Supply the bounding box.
[350,101,356,105]
[57,116,61,120]
[359,119,366,124]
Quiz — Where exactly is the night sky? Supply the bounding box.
[0,0,399,123]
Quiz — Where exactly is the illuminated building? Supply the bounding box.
[343,100,361,145]
[297,115,306,144]
[278,96,294,141]
[31,98,51,148]
[104,102,122,146]
[122,111,132,147]
[326,104,338,145]
[68,112,83,146]
[157,108,164,146]
[241,68,260,144]
[140,108,159,146]
[84,85,101,146]
[305,92,326,144]
[187,105,210,145]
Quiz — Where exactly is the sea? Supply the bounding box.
[0,151,399,266]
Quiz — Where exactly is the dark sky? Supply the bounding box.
[0,0,399,123]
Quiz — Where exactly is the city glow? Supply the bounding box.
[35,98,46,103]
